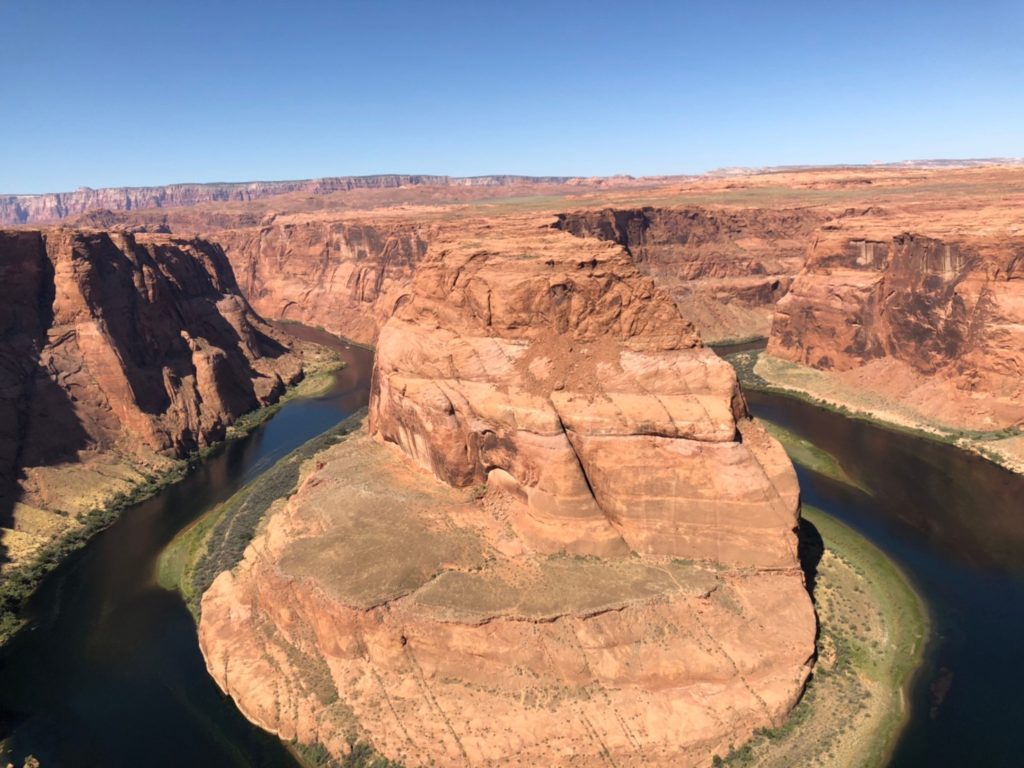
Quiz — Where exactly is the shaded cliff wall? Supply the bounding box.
[0,228,302,526]
[554,207,822,340]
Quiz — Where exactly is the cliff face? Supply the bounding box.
[0,228,302,568]
[212,205,822,352]
[370,216,803,567]
[197,215,816,767]
[215,216,433,344]
[768,228,1024,427]
[0,175,573,226]
[554,207,822,342]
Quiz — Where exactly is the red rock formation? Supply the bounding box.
[769,224,1024,429]
[0,228,303,565]
[370,216,803,567]
[215,215,432,344]
[194,214,815,767]
[0,175,575,226]
[554,207,822,342]
[200,432,815,768]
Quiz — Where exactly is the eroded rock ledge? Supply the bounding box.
[198,216,816,766]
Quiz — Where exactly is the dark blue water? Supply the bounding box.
[745,389,1024,768]
[0,327,373,768]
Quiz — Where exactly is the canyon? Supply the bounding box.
[0,175,582,227]
[554,206,822,342]
[198,215,815,766]
[3,162,1024,766]
[0,228,304,572]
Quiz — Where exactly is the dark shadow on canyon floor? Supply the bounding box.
[797,516,824,597]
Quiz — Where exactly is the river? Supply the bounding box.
[0,326,373,768]
[1,330,1023,766]
[745,389,1024,767]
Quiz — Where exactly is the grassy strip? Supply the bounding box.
[159,409,403,768]
[289,737,402,768]
[758,418,870,495]
[707,335,770,348]
[716,506,929,767]
[158,410,366,616]
[0,461,188,645]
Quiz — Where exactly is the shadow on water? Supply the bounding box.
[0,327,373,768]
[745,389,1024,768]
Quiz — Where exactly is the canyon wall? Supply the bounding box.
[768,227,1024,428]
[554,207,822,342]
[0,228,302,568]
[198,215,816,767]
[215,215,434,344]
[0,175,573,226]
[212,206,823,350]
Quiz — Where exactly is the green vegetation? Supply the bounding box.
[714,506,928,767]
[158,410,366,616]
[290,737,403,768]
[0,352,347,647]
[758,418,870,494]
[0,461,189,645]
[729,350,1024,473]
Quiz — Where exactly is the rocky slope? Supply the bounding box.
[768,218,1024,432]
[0,175,573,226]
[0,228,303,569]
[554,207,822,342]
[198,216,816,766]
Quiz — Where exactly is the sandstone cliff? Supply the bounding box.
[768,222,1024,431]
[197,215,816,767]
[370,216,803,567]
[554,207,822,342]
[0,228,303,569]
[215,215,433,345]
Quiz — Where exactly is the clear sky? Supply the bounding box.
[2,0,1022,193]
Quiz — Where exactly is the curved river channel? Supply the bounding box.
[1,330,1022,766]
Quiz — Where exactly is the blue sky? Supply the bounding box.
[2,0,1022,193]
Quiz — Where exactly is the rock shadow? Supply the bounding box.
[79,234,265,419]
[797,516,824,597]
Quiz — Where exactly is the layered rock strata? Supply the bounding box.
[201,430,815,768]
[371,217,804,567]
[0,175,573,226]
[0,228,302,567]
[768,223,1024,430]
[199,216,816,766]
[216,215,433,344]
[554,207,822,342]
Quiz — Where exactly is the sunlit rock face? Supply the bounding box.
[197,213,815,768]
[769,223,1024,429]
[216,215,433,345]
[370,215,802,567]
